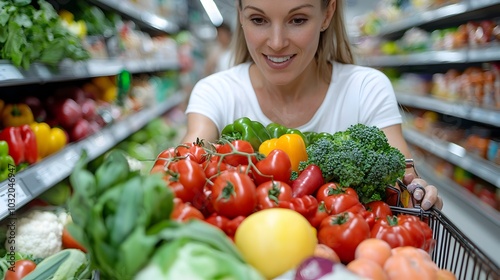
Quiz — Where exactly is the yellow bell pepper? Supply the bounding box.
[30,122,68,159]
[259,134,308,172]
[2,103,34,127]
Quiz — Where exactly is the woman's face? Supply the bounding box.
[239,0,332,85]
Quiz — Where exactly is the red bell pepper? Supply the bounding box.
[0,125,38,165]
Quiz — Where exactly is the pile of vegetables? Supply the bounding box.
[148,119,454,279]
[66,149,263,280]
[0,0,90,69]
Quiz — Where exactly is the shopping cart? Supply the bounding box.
[390,206,499,280]
[387,160,500,280]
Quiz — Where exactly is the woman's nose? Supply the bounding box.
[267,25,288,51]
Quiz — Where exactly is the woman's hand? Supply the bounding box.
[403,173,443,210]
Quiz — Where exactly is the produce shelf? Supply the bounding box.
[403,128,500,188]
[89,0,180,34]
[376,0,500,39]
[396,93,500,127]
[0,57,179,87]
[357,45,500,67]
[0,93,184,222]
[415,163,500,228]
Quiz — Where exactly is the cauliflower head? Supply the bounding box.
[5,209,67,259]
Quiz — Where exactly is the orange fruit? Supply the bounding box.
[355,238,393,267]
[347,258,388,280]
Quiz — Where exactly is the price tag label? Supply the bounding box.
[35,163,64,187]
[0,64,24,81]
[0,182,28,216]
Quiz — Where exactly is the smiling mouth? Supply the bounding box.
[266,55,295,63]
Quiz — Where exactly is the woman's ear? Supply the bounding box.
[322,0,336,29]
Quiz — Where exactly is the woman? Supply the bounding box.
[182,0,443,210]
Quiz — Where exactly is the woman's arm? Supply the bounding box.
[382,124,443,210]
[181,113,220,144]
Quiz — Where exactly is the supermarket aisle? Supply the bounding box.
[438,184,500,267]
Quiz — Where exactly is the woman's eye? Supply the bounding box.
[250,18,265,25]
[291,18,307,25]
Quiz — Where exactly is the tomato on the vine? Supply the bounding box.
[164,159,207,203]
[153,147,177,169]
[218,140,256,167]
[252,149,292,185]
[256,181,293,210]
[203,160,229,183]
[210,170,257,218]
[177,141,207,164]
[171,201,205,222]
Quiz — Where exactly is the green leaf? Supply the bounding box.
[13,13,31,28]
[13,0,31,7]
[116,227,159,279]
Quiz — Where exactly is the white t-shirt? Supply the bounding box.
[185,61,402,134]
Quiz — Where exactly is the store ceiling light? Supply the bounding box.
[200,0,224,26]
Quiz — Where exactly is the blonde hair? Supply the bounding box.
[232,0,354,82]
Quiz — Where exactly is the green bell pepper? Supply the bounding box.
[266,123,308,146]
[0,140,15,182]
[303,131,333,146]
[220,117,271,151]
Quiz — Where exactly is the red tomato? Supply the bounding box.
[371,215,417,249]
[5,260,36,280]
[290,195,319,219]
[316,182,358,202]
[398,214,427,250]
[225,215,246,237]
[203,160,229,183]
[323,192,365,215]
[256,181,293,210]
[218,140,256,167]
[171,201,205,222]
[318,211,370,264]
[177,141,207,164]
[252,149,292,185]
[165,159,207,203]
[191,185,215,217]
[210,170,257,218]
[205,214,230,232]
[419,219,435,253]
[153,147,177,168]
[62,227,87,252]
[363,200,393,229]
[291,164,324,198]
[307,200,330,229]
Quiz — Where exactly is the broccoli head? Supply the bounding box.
[300,124,406,204]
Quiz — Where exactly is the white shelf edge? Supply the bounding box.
[403,128,500,188]
[396,93,500,127]
[0,58,179,87]
[0,93,184,221]
[91,0,180,34]
[415,163,500,228]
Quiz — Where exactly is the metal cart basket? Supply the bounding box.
[390,206,499,280]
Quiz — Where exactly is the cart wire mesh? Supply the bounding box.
[391,206,500,280]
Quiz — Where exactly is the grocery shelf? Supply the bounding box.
[0,57,179,87]
[357,45,500,67]
[415,163,500,239]
[89,0,180,34]
[396,93,500,127]
[0,93,184,222]
[403,128,500,188]
[376,0,500,39]
[356,50,469,67]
